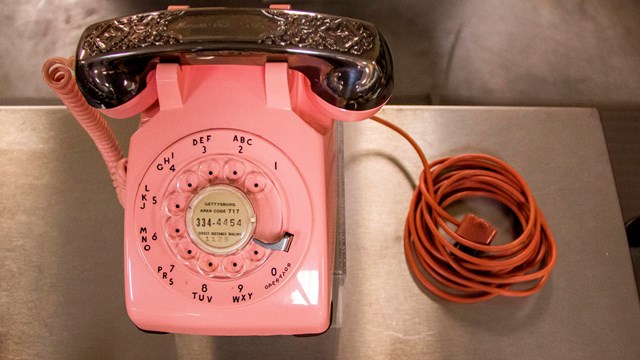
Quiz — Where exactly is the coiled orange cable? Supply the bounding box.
[42,57,128,206]
[370,115,557,303]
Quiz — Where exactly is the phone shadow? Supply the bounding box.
[206,328,341,359]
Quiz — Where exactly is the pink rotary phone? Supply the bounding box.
[44,6,392,335]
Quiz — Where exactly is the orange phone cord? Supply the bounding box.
[370,115,557,303]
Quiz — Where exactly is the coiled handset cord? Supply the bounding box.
[42,57,127,206]
[370,115,557,303]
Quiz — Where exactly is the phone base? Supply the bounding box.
[123,64,341,336]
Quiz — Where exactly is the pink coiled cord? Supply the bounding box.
[42,57,128,206]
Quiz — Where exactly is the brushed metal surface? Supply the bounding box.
[1,106,638,359]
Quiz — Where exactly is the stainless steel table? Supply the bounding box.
[1,106,638,359]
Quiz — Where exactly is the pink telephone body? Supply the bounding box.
[44,6,392,335]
